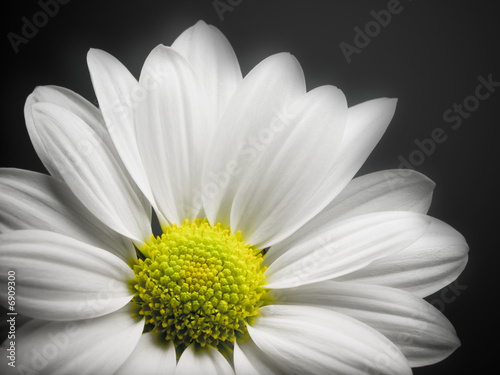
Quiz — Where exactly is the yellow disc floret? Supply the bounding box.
[129,218,269,352]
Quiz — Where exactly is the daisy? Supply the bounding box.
[0,20,468,374]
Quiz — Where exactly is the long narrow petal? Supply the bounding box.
[25,85,115,178]
[202,52,306,230]
[172,20,242,122]
[271,281,460,367]
[136,45,208,224]
[0,168,135,262]
[0,230,134,321]
[229,85,348,247]
[176,345,234,375]
[336,217,469,297]
[287,98,397,239]
[268,168,435,262]
[0,306,144,375]
[26,100,151,245]
[265,212,430,289]
[87,49,163,225]
[316,168,435,222]
[315,98,398,197]
[115,333,176,375]
[234,339,282,375]
[25,85,152,222]
[248,305,411,375]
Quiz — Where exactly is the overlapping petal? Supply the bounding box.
[136,45,209,224]
[290,98,398,236]
[0,168,135,262]
[247,305,411,375]
[312,168,435,223]
[115,333,176,375]
[0,230,134,321]
[265,211,430,288]
[313,98,398,201]
[202,52,306,234]
[229,85,347,248]
[270,281,460,367]
[172,20,242,121]
[24,97,151,245]
[25,85,113,180]
[0,306,143,375]
[25,85,152,228]
[87,49,162,225]
[234,339,286,375]
[233,342,261,375]
[267,168,435,262]
[204,91,396,249]
[176,345,234,375]
[336,217,469,297]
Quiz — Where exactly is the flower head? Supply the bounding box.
[0,20,468,374]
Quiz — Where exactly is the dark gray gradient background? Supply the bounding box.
[1,0,498,373]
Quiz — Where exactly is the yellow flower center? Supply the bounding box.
[129,218,269,352]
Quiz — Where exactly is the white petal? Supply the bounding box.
[265,212,430,288]
[234,339,282,375]
[249,98,397,250]
[172,20,242,121]
[87,49,163,225]
[26,100,151,245]
[233,342,260,375]
[176,345,234,375]
[229,85,348,247]
[202,52,306,230]
[336,217,469,297]
[136,45,208,224]
[248,305,411,375]
[319,98,398,194]
[25,85,115,177]
[25,85,153,222]
[268,168,435,262]
[320,168,435,220]
[115,333,176,375]
[0,305,144,375]
[0,230,134,321]
[290,98,398,235]
[271,281,460,367]
[0,168,135,262]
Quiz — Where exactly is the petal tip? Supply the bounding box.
[87,48,112,66]
[194,19,208,27]
[386,97,398,110]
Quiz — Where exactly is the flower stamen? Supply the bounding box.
[129,218,270,352]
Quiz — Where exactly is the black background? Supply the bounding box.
[1,0,499,373]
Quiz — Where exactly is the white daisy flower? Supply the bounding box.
[0,20,468,375]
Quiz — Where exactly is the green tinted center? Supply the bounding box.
[129,218,269,352]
